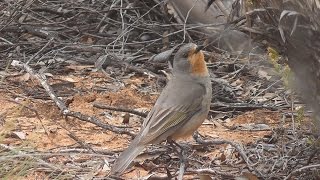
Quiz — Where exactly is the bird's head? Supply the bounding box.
[173,43,209,77]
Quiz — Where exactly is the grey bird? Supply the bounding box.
[111,43,212,175]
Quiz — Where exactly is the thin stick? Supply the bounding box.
[193,132,262,177]
[12,61,135,137]
[26,37,54,64]
[284,164,320,180]
[93,102,148,118]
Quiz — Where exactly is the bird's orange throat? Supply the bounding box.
[188,50,209,77]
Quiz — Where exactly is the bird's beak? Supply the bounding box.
[194,45,204,54]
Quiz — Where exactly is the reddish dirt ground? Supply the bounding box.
[0,69,287,179]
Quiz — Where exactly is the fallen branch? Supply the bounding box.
[211,102,282,111]
[11,60,135,137]
[0,144,61,170]
[106,54,167,82]
[67,133,96,153]
[192,132,262,177]
[284,164,320,180]
[65,111,135,137]
[93,102,148,118]
[187,168,235,178]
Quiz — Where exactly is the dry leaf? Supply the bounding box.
[258,69,271,80]
[199,174,213,180]
[235,172,259,180]
[18,73,30,82]
[66,65,95,71]
[62,77,78,83]
[12,131,26,140]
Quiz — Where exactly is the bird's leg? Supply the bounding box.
[167,138,187,180]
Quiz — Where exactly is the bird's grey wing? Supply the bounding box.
[139,80,206,144]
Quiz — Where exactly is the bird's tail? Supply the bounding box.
[110,137,145,175]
